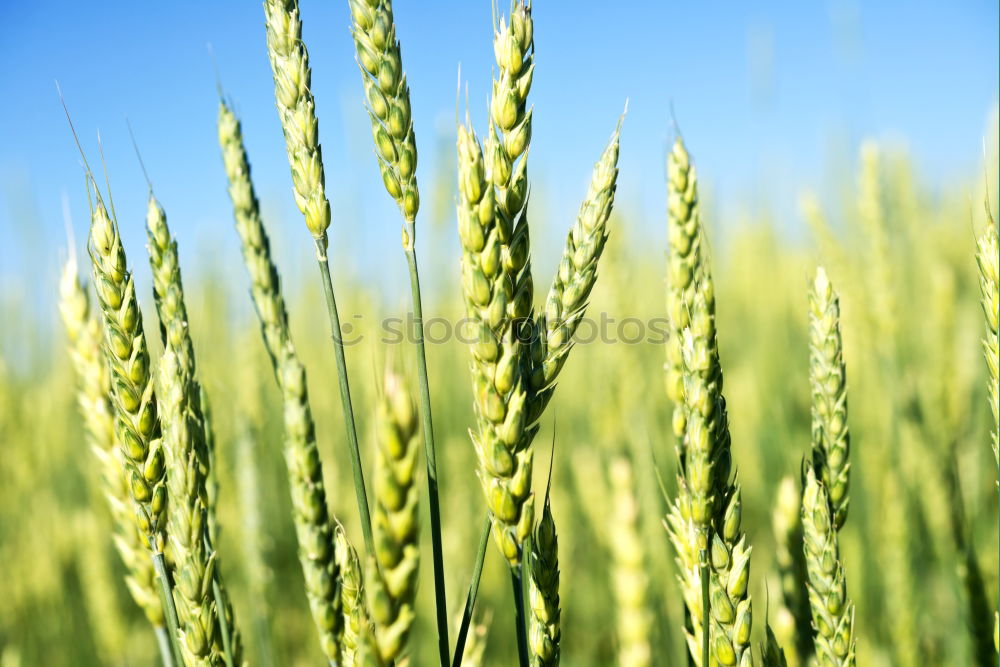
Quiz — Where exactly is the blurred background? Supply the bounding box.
[0,1,998,665]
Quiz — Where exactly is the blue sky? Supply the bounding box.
[0,0,997,323]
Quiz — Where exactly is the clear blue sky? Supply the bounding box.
[0,0,997,324]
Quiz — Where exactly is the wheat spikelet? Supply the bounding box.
[760,623,789,667]
[801,467,855,667]
[609,457,651,667]
[218,100,342,662]
[368,371,420,663]
[264,0,331,245]
[527,495,560,666]
[349,0,419,225]
[59,256,165,627]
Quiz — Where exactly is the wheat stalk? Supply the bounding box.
[801,467,855,667]
[527,494,560,666]
[609,456,651,667]
[218,100,343,663]
[59,256,166,632]
[368,370,420,663]
[809,267,850,530]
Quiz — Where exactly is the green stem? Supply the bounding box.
[452,516,492,667]
[403,234,451,667]
[511,563,529,667]
[699,548,709,667]
[212,576,235,667]
[151,547,182,666]
[154,626,176,667]
[314,238,375,557]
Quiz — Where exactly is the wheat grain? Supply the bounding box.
[801,467,855,667]
[809,268,850,530]
[368,370,420,663]
[527,495,560,666]
[218,100,342,662]
[59,256,165,628]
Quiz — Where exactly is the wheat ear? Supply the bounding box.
[809,267,850,530]
[157,342,223,665]
[146,195,242,665]
[348,3,452,659]
[609,456,652,667]
[801,467,855,667]
[368,370,420,663]
[770,476,811,667]
[663,136,751,666]
[457,122,532,567]
[977,207,999,471]
[527,493,560,666]
[264,0,374,560]
[59,257,165,629]
[527,115,624,427]
[86,187,184,664]
[349,0,418,223]
[218,100,342,663]
[664,137,704,441]
[335,523,369,665]
[976,205,999,657]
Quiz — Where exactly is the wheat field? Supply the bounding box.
[0,2,997,666]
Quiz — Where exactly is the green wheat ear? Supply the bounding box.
[59,256,164,629]
[527,494,560,666]
[801,467,856,667]
[349,0,419,225]
[368,370,420,663]
[809,267,850,530]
